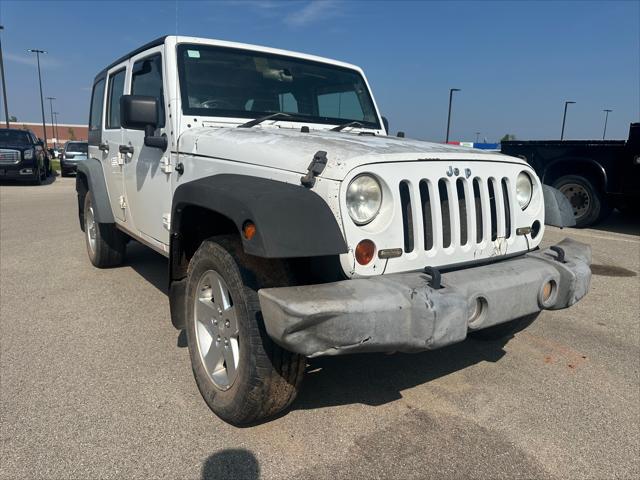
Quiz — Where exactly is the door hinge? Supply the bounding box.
[160,156,173,174]
[119,195,127,210]
[162,213,171,231]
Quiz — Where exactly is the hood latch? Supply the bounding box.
[300,150,328,188]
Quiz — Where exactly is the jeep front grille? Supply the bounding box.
[0,149,20,165]
[399,175,514,254]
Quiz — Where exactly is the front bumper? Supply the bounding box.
[258,238,591,357]
[0,164,38,180]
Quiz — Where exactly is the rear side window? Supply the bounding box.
[106,69,126,129]
[89,79,105,132]
[131,54,165,127]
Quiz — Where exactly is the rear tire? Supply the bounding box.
[83,191,125,268]
[185,236,305,426]
[552,174,610,227]
[469,313,539,341]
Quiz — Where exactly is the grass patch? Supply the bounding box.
[51,159,60,172]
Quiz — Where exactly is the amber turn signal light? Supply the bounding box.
[355,239,376,265]
[243,221,257,240]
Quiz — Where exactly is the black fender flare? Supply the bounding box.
[171,174,348,259]
[76,158,114,224]
[542,157,608,191]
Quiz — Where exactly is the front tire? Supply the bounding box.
[185,237,305,426]
[552,174,610,227]
[83,191,125,268]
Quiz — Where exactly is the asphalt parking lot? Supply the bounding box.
[1,176,638,480]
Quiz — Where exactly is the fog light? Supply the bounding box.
[20,168,33,175]
[468,297,487,326]
[355,239,376,265]
[539,279,557,308]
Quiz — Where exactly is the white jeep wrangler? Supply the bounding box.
[77,36,591,425]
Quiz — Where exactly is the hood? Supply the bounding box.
[178,126,524,181]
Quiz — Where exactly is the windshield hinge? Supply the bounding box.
[300,150,328,188]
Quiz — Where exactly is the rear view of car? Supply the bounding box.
[60,142,88,177]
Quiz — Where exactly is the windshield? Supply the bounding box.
[66,142,88,153]
[0,130,31,146]
[177,44,381,129]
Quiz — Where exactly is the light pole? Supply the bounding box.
[560,100,575,140]
[53,111,59,145]
[475,132,480,143]
[0,26,9,128]
[46,96,56,147]
[602,109,612,140]
[28,48,48,147]
[445,88,461,143]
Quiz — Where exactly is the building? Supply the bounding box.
[0,121,87,148]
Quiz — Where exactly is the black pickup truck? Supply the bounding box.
[501,123,639,227]
[0,128,51,184]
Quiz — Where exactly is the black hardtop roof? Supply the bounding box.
[93,35,168,83]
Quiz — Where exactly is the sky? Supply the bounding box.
[0,0,638,142]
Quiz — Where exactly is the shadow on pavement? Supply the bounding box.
[591,210,639,236]
[293,337,509,411]
[201,448,260,480]
[0,173,57,186]
[126,241,168,294]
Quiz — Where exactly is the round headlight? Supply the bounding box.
[346,174,382,225]
[516,171,533,209]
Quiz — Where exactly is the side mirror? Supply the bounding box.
[381,116,390,134]
[120,95,167,151]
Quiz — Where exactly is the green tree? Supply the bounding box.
[9,115,17,122]
[68,127,76,140]
[500,134,516,142]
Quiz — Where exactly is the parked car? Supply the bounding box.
[0,128,51,184]
[60,141,88,177]
[76,35,591,425]
[501,123,640,227]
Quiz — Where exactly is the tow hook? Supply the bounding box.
[424,266,442,289]
[550,246,566,263]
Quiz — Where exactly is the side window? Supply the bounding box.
[278,93,298,113]
[318,91,365,121]
[106,69,126,129]
[89,78,106,132]
[131,54,165,127]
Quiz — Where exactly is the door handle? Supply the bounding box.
[119,144,134,155]
[98,142,109,152]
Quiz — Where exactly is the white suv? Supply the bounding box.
[77,36,591,425]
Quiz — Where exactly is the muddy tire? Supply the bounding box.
[185,236,305,426]
[469,313,539,341]
[83,191,126,268]
[552,175,610,228]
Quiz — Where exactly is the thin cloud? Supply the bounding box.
[4,52,62,68]
[284,0,340,27]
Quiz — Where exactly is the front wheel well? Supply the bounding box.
[171,206,240,281]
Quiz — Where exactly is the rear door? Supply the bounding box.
[101,63,128,222]
[121,46,172,244]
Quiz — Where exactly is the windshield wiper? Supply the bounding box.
[331,121,364,132]
[237,112,292,128]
